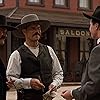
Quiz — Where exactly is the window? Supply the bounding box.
[56,32,65,67]
[28,0,40,3]
[79,0,91,9]
[54,0,69,8]
[0,0,4,6]
[55,0,65,6]
[0,0,3,3]
[80,38,89,61]
[27,0,43,6]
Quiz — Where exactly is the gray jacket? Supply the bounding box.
[72,45,100,100]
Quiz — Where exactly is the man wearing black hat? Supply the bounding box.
[6,14,63,100]
[0,15,16,100]
[61,6,100,100]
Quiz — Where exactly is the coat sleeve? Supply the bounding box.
[72,46,100,100]
[83,46,100,95]
[72,87,87,100]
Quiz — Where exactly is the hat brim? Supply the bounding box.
[0,25,17,31]
[83,12,100,22]
[15,20,50,38]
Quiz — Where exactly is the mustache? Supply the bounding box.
[33,32,41,37]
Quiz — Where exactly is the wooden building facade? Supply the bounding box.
[0,0,99,82]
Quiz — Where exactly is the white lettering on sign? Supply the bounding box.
[58,28,90,37]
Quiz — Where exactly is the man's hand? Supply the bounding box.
[61,90,73,100]
[6,78,15,88]
[30,78,45,90]
[49,84,57,92]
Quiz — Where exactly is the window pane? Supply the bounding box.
[55,0,65,5]
[80,38,89,61]
[28,0,40,3]
[56,32,66,66]
[0,0,3,3]
[79,0,89,8]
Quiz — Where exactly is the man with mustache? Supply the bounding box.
[6,14,63,100]
[0,15,16,100]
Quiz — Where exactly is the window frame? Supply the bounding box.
[53,0,69,8]
[78,0,92,10]
[0,0,4,7]
[26,0,44,6]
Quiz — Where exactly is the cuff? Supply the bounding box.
[23,78,32,89]
[70,90,74,98]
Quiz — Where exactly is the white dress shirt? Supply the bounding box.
[97,38,100,44]
[6,43,63,89]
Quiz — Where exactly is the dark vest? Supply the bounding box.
[17,43,53,87]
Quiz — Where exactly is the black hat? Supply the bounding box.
[0,15,16,31]
[83,6,100,22]
[16,14,50,38]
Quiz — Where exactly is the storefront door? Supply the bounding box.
[64,37,80,82]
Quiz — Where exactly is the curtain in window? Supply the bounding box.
[55,0,65,5]
[0,0,3,3]
[79,0,89,8]
[28,0,40,3]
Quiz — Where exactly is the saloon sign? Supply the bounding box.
[58,28,90,37]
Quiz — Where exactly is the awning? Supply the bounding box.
[0,7,89,28]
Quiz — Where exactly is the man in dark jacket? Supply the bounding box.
[61,6,100,100]
[0,15,16,100]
